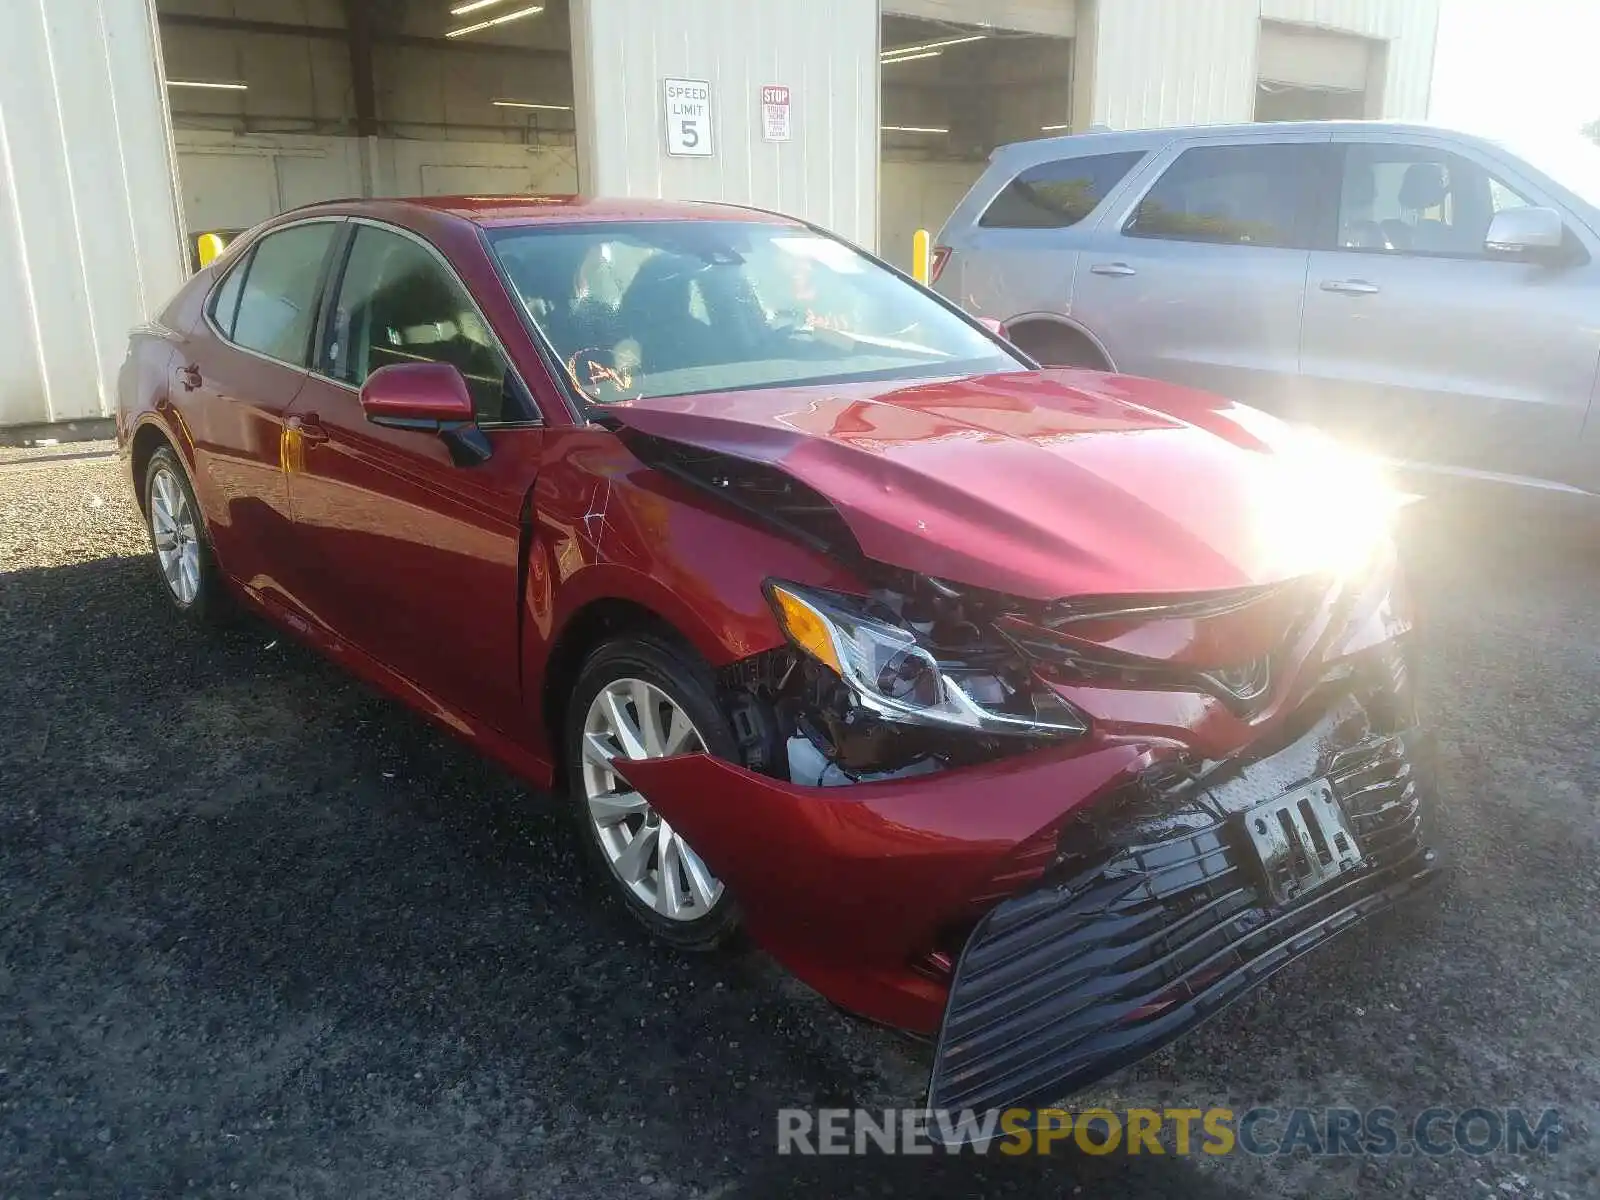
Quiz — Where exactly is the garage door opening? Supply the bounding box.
[156,0,579,266]
[1254,21,1383,123]
[879,10,1072,273]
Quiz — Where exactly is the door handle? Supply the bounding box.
[1090,262,1138,277]
[1320,279,1381,296]
[287,414,329,444]
[177,364,202,391]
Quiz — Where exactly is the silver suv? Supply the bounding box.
[935,121,1600,495]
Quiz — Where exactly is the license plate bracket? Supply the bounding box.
[1242,778,1363,905]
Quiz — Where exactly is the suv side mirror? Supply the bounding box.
[1485,206,1566,261]
[359,362,490,465]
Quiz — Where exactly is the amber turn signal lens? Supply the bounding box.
[768,585,844,676]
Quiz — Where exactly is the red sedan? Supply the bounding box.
[118,196,1439,1115]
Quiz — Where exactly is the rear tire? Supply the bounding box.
[564,634,743,951]
[142,446,225,624]
[1009,323,1110,370]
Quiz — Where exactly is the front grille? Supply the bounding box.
[926,699,1439,1115]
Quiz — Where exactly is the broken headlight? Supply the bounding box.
[764,580,1086,737]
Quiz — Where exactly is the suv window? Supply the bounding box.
[1127,143,1327,249]
[980,151,1145,229]
[1336,144,1535,257]
[230,223,339,364]
[323,225,515,423]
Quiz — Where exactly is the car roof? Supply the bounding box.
[282,194,803,229]
[992,120,1492,162]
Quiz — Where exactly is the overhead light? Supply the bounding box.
[1041,123,1071,131]
[450,0,508,13]
[447,2,542,37]
[882,125,948,134]
[880,33,985,59]
[882,50,942,64]
[166,79,248,90]
[492,99,573,111]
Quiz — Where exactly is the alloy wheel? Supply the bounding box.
[581,677,724,922]
[149,465,201,606]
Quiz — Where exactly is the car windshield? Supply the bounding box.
[1497,132,1600,211]
[487,220,1020,406]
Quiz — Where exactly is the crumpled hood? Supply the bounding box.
[608,369,1386,600]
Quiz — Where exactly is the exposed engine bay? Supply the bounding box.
[718,567,1321,788]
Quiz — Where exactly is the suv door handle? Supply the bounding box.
[177,364,202,391]
[1090,262,1138,277]
[287,414,329,443]
[1320,279,1381,296]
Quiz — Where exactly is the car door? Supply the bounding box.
[1069,133,1334,416]
[285,219,545,730]
[1298,134,1600,484]
[178,219,343,610]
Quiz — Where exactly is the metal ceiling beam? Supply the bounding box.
[158,13,568,64]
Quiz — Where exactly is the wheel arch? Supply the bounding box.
[1003,312,1116,371]
[537,581,768,786]
[129,418,187,516]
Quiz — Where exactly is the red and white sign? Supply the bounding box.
[761,85,791,142]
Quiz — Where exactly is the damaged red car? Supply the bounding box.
[118,196,1441,1115]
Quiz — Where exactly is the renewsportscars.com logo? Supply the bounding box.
[776,1106,1563,1157]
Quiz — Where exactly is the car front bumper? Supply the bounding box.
[927,698,1440,1113]
[620,661,1442,1111]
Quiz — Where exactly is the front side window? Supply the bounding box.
[1127,143,1327,249]
[1336,144,1535,257]
[980,151,1145,229]
[488,221,1021,407]
[230,223,338,365]
[324,226,515,422]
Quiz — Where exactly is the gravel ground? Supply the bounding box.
[2,444,1597,1199]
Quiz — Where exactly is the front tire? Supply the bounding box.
[564,634,742,951]
[142,446,224,623]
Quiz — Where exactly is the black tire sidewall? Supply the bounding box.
[564,633,743,950]
[143,446,221,623]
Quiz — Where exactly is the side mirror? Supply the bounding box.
[1485,206,1566,261]
[976,316,1008,338]
[359,362,490,465]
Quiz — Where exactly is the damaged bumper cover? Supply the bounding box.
[927,695,1441,1113]
[620,670,1442,1117]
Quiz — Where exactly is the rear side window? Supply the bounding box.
[208,256,247,337]
[980,152,1145,229]
[230,223,339,365]
[1126,143,1328,249]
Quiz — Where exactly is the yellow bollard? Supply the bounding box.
[196,232,228,268]
[912,228,931,285]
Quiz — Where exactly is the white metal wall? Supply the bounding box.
[0,0,186,427]
[571,0,879,249]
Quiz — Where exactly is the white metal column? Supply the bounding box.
[570,0,880,249]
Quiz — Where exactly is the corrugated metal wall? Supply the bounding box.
[0,0,186,428]
[571,0,879,249]
[1081,0,1262,129]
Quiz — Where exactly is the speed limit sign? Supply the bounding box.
[664,78,714,157]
